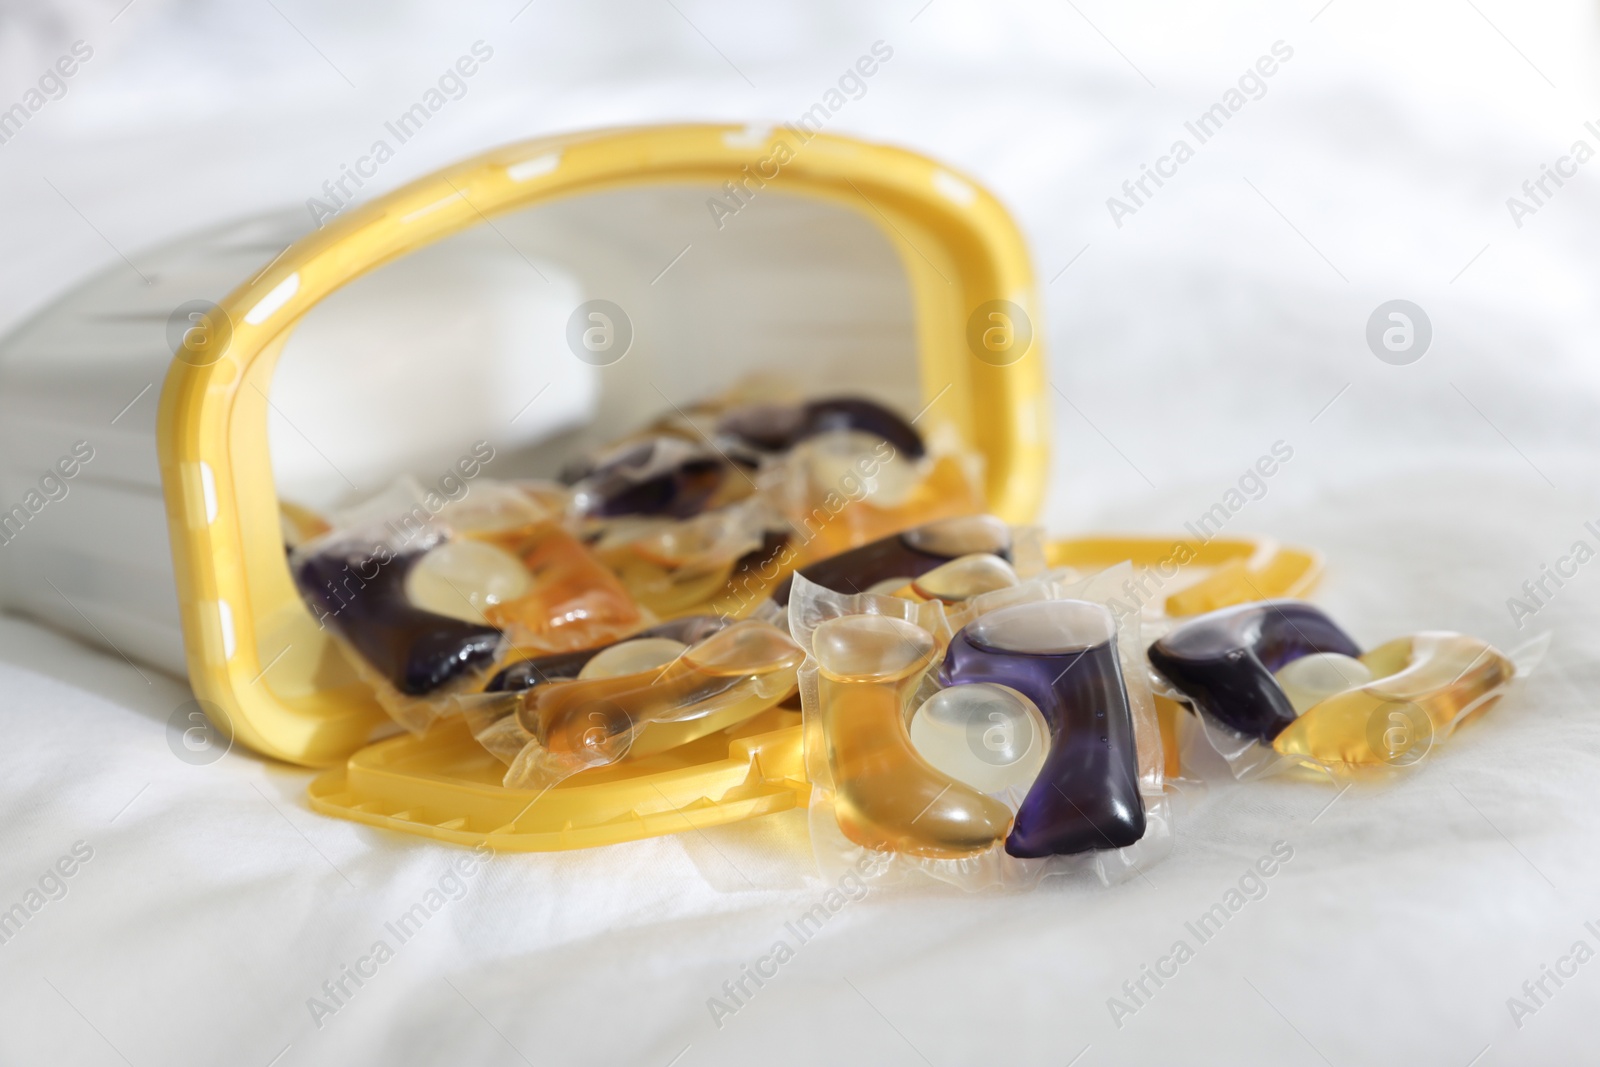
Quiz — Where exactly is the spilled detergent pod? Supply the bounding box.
[484,614,731,693]
[1150,599,1525,771]
[498,619,804,790]
[1147,600,1362,742]
[772,513,1013,606]
[564,434,757,520]
[942,600,1145,857]
[796,576,1163,875]
[413,481,646,654]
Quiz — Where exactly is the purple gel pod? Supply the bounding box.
[717,395,926,460]
[1147,599,1361,741]
[485,615,731,692]
[563,435,757,520]
[941,600,1145,858]
[772,514,1012,606]
[295,542,501,696]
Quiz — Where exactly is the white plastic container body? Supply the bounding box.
[0,185,923,676]
[0,213,308,674]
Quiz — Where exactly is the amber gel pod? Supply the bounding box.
[941,600,1145,857]
[296,539,501,696]
[409,518,643,655]
[812,614,1013,858]
[1147,600,1362,742]
[505,620,803,786]
[1272,632,1515,766]
[771,514,1012,606]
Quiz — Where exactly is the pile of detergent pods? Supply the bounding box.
[288,386,1527,886]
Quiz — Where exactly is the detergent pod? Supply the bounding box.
[461,614,732,762]
[770,513,1043,607]
[559,430,776,618]
[291,478,645,733]
[756,415,989,566]
[464,615,804,791]
[586,497,777,619]
[1148,599,1537,776]
[789,562,1169,891]
[715,394,926,460]
[562,432,760,520]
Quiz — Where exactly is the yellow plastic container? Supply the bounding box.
[0,124,1320,851]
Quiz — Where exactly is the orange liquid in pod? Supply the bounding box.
[471,521,645,653]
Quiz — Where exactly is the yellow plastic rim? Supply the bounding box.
[1047,534,1323,615]
[308,709,809,852]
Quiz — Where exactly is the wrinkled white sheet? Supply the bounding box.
[3,2,1600,1064]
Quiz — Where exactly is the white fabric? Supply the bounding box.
[3,2,1599,1063]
